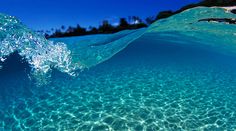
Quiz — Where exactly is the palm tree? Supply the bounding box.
[61,25,66,32]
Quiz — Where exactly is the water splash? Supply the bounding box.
[0,14,81,76]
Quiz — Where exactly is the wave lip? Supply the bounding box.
[52,28,146,68]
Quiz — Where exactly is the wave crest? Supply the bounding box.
[0,13,82,75]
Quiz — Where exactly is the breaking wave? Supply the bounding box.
[0,7,235,76]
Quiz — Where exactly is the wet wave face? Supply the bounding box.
[0,7,236,130]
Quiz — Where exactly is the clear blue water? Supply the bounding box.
[1,7,236,130]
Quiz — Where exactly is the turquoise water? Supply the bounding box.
[1,7,236,130]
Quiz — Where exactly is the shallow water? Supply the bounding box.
[1,6,236,131]
[1,33,236,130]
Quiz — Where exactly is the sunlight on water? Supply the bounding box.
[0,7,236,130]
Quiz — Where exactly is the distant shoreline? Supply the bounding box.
[45,0,235,39]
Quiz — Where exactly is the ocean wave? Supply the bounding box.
[0,13,79,76]
[147,7,236,54]
[52,28,146,68]
[0,7,235,76]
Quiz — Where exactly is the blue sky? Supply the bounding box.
[0,0,201,31]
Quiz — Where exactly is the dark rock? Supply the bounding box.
[231,9,236,14]
[198,18,236,24]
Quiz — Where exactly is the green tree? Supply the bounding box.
[98,20,114,33]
